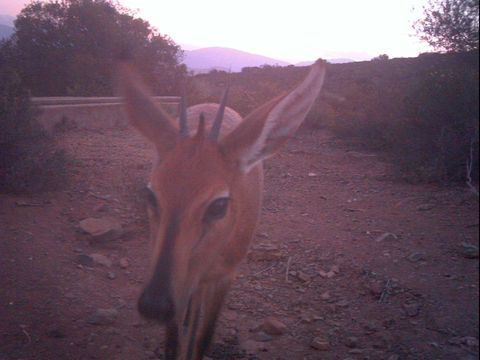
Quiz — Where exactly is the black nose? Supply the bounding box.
[138,287,175,323]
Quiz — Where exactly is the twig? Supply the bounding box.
[466,135,479,198]
[253,264,276,277]
[21,327,31,344]
[378,279,391,303]
[285,256,292,282]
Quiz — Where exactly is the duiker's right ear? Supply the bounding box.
[117,62,178,154]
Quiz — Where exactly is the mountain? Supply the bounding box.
[0,24,14,40]
[182,47,290,73]
[0,14,15,26]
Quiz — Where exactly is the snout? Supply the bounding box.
[138,286,175,323]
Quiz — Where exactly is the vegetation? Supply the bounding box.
[0,0,186,194]
[414,0,479,52]
[189,52,479,185]
[11,0,185,96]
[0,44,67,193]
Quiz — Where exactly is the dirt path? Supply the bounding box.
[1,127,478,360]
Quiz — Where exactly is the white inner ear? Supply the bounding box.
[239,62,325,174]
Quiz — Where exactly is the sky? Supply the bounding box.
[0,0,432,62]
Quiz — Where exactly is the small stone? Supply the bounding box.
[47,328,66,338]
[222,311,237,322]
[344,336,358,348]
[254,331,273,342]
[257,317,287,336]
[107,271,116,280]
[249,243,283,261]
[311,337,330,351]
[242,339,266,354]
[75,254,94,267]
[375,232,398,242]
[326,271,336,278]
[417,203,435,211]
[387,355,400,360]
[144,350,156,359]
[407,252,426,263]
[461,243,479,259]
[336,300,349,308]
[296,271,311,283]
[79,217,123,242]
[308,172,318,177]
[368,281,384,297]
[403,301,420,317]
[330,265,340,273]
[87,308,118,325]
[93,203,107,212]
[119,257,130,269]
[320,291,331,301]
[90,253,112,268]
[319,270,329,278]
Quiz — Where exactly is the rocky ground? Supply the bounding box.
[0,126,478,360]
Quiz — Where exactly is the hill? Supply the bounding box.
[0,14,14,40]
[182,47,290,73]
[0,24,14,40]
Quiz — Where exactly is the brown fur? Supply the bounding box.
[118,59,326,359]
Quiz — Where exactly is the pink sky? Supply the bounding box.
[1,0,431,62]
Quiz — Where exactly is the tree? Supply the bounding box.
[11,0,184,96]
[414,0,479,52]
[372,54,389,61]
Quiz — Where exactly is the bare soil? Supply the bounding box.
[1,127,478,360]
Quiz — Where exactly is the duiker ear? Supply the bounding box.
[117,62,178,154]
[221,59,326,173]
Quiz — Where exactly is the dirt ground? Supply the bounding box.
[1,126,478,360]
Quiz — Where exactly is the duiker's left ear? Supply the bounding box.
[117,62,178,155]
[221,59,326,173]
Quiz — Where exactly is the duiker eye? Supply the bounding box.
[204,197,229,222]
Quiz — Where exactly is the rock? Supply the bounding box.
[107,271,116,280]
[319,270,328,278]
[407,252,426,263]
[368,281,384,297]
[143,350,156,359]
[311,337,330,351]
[87,308,118,325]
[320,291,331,301]
[254,331,273,342]
[257,317,287,336]
[417,203,435,211]
[75,254,94,267]
[242,339,266,354]
[119,257,130,269]
[47,328,66,338]
[386,355,400,360]
[296,271,311,283]
[449,336,479,349]
[344,336,358,348]
[403,301,420,317]
[461,243,479,259]
[222,311,237,322]
[330,265,340,273]
[375,232,398,242]
[90,253,112,267]
[336,300,349,308]
[79,217,123,242]
[249,243,283,261]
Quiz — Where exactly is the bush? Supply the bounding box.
[395,60,479,182]
[0,43,67,194]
